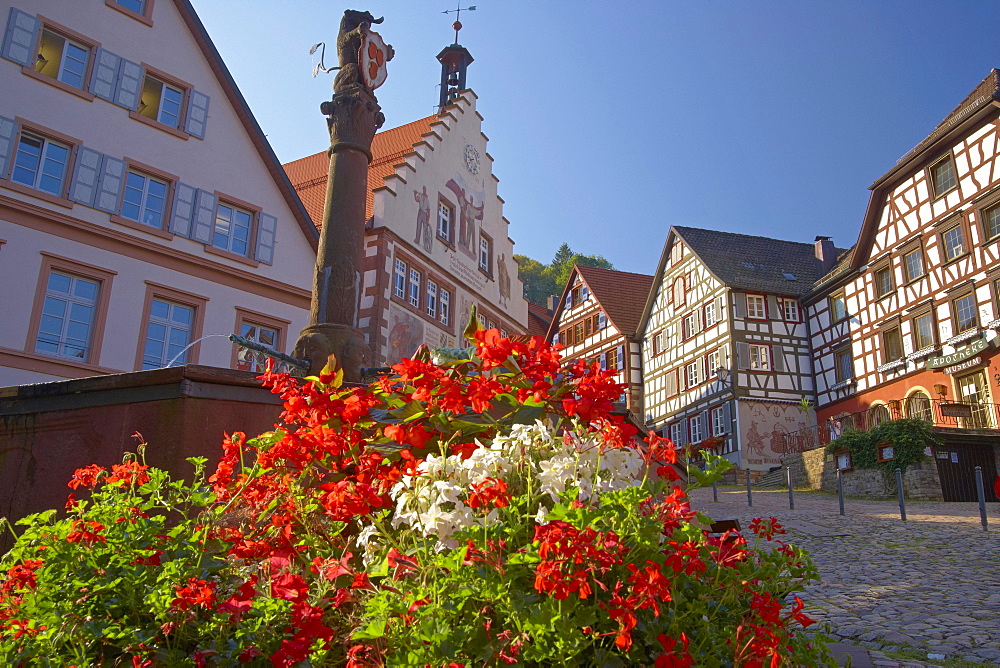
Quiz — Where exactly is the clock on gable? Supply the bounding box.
[464,144,480,174]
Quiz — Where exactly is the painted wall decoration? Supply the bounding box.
[412,186,433,253]
[498,253,511,307]
[445,174,484,261]
[386,305,425,366]
[739,401,811,470]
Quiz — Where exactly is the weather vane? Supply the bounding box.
[442,3,475,44]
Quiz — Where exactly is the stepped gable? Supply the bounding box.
[575,265,654,336]
[674,226,842,296]
[882,69,1000,185]
[282,116,436,229]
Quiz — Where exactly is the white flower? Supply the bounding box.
[535,504,550,525]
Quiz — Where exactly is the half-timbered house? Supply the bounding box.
[799,70,1000,500]
[639,226,834,475]
[547,265,653,416]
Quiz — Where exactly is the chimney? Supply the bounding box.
[546,295,558,314]
[815,236,836,274]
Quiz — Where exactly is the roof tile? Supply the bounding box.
[575,265,654,336]
[282,115,436,228]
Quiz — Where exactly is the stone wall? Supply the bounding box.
[782,449,943,501]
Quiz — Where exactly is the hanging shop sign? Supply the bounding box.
[927,338,989,369]
[939,402,973,418]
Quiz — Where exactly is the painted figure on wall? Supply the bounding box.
[498,253,510,307]
[745,421,766,457]
[387,308,425,365]
[446,176,484,260]
[413,186,433,253]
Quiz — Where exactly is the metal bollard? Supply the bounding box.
[895,468,906,521]
[712,480,718,502]
[746,469,753,507]
[974,466,988,532]
[787,466,794,510]
[837,468,845,516]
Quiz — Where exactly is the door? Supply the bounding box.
[934,441,1000,502]
[956,371,995,429]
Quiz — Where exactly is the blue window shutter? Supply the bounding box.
[191,189,217,244]
[616,344,625,370]
[89,48,121,101]
[168,182,197,238]
[600,352,607,369]
[564,293,572,309]
[254,212,278,265]
[552,332,559,345]
[598,312,607,329]
[183,90,210,139]
[0,115,17,180]
[67,147,104,207]
[1,8,39,67]
[94,155,126,213]
[581,284,589,301]
[113,58,143,110]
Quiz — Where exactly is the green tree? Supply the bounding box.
[515,244,615,306]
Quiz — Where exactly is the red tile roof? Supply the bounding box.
[575,265,655,336]
[282,116,437,228]
[526,302,553,338]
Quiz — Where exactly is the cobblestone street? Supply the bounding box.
[689,486,1000,666]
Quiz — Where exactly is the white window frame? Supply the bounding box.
[140,75,185,129]
[142,299,194,370]
[11,131,71,196]
[408,267,421,308]
[711,406,726,436]
[669,422,684,446]
[707,349,721,378]
[437,200,453,241]
[121,170,169,229]
[748,343,770,371]
[704,301,717,327]
[689,415,704,443]
[393,259,406,299]
[781,298,800,322]
[746,294,766,319]
[213,203,254,257]
[35,271,99,361]
[426,279,438,318]
[439,288,451,326]
[682,312,697,340]
[236,321,279,373]
[38,29,90,89]
[479,234,492,274]
[685,359,701,388]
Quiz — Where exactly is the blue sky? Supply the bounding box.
[194,0,1000,275]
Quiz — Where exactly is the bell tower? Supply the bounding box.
[437,8,474,111]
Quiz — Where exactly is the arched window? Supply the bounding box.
[867,404,891,428]
[904,390,933,423]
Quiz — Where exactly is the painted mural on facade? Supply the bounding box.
[739,401,812,470]
[412,185,433,253]
[386,305,425,366]
[385,304,457,365]
[445,174,484,261]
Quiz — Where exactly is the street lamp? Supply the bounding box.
[715,367,730,387]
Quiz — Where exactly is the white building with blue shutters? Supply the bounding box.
[0,0,318,385]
